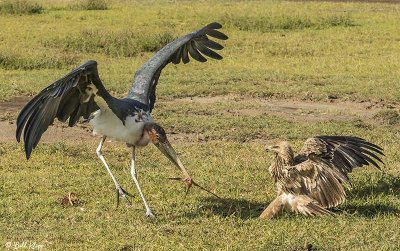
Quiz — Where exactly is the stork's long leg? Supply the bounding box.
[130,146,154,217]
[96,136,133,206]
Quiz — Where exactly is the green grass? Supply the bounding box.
[221,12,356,32]
[0,0,399,102]
[42,29,175,57]
[0,49,78,70]
[72,0,108,11]
[0,0,400,250]
[1,116,400,250]
[373,109,400,126]
[0,0,44,15]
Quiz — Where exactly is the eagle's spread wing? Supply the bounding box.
[295,136,384,176]
[292,159,347,208]
[292,136,384,208]
[128,22,228,112]
[16,60,107,159]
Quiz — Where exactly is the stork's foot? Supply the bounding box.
[169,177,193,197]
[116,186,134,207]
[145,209,155,218]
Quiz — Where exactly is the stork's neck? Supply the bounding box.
[97,87,112,100]
[92,85,116,113]
[91,74,128,113]
[94,81,112,101]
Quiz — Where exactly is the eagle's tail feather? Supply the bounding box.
[292,195,334,217]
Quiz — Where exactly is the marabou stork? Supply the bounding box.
[260,136,384,219]
[16,22,228,217]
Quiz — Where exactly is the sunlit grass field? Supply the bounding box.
[0,0,399,250]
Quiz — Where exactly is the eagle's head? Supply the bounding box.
[265,141,294,163]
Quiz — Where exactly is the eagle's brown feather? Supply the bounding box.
[261,136,383,219]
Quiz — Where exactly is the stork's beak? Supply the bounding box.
[150,124,221,199]
[154,139,221,199]
[154,139,190,179]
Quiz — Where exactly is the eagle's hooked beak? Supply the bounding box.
[147,123,221,199]
[265,145,273,152]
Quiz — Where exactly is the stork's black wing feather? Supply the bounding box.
[128,22,228,112]
[16,60,106,159]
[295,136,384,178]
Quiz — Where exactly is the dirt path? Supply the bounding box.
[292,0,400,3]
[0,96,31,114]
[0,96,98,143]
[176,95,385,122]
[0,121,96,144]
[0,95,395,143]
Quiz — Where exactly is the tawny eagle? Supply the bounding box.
[260,136,384,219]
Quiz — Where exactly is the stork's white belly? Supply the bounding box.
[90,110,153,145]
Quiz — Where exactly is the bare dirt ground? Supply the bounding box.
[177,95,386,122]
[0,121,95,144]
[293,0,400,3]
[0,96,96,143]
[0,95,396,144]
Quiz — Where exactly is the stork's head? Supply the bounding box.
[143,123,167,144]
[143,123,190,178]
[265,141,294,162]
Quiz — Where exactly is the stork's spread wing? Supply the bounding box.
[16,60,106,159]
[292,136,384,208]
[128,22,228,112]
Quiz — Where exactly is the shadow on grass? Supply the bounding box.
[183,175,400,219]
[348,174,400,198]
[183,197,266,219]
[337,203,400,218]
[338,174,400,217]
